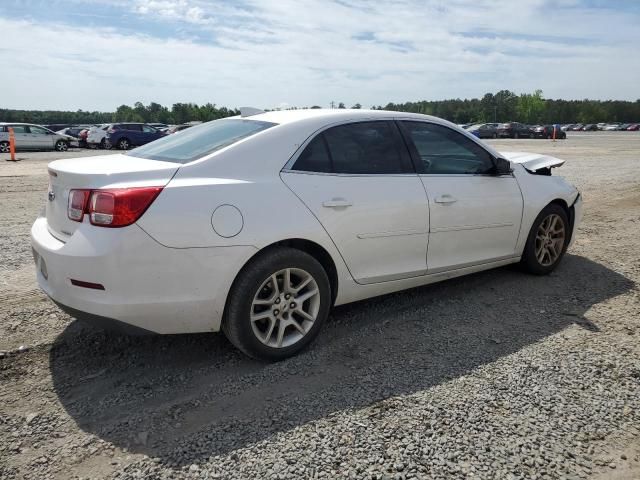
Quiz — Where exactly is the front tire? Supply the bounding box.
[521,204,569,275]
[0,141,9,153]
[223,247,331,361]
[55,140,69,152]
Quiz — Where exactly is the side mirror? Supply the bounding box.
[494,157,512,175]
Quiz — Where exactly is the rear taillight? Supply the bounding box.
[68,189,90,221]
[67,187,162,227]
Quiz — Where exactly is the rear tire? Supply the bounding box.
[222,247,331,361]
[99,138,106,149]
[521,204,569,275]
[117,138,130,150]
[0,141,9,153]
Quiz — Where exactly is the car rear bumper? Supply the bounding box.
[30,217,257,334]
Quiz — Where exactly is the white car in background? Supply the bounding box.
[0,123,75,152]
[86,124,109,148]
[31,109,582,360]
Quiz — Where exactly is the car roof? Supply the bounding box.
[242,108,454,127]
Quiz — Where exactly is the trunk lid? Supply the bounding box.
[499,151,565,173]
[46,154,179,240]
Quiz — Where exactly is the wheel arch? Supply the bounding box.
[222,238,339,322]
[546,198,575,245]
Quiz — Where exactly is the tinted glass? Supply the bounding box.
[142,125,157,133]
[322,121,411,174]
[9,125,28,133]
[124,124,143,131]
[293,135,332,173]
[127,118,277,164]
[401,122,494,175]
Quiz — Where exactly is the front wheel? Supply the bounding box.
[0,141,9,153]
[521,204,569,275]
[55,140,69,152]
[223,247,331,361]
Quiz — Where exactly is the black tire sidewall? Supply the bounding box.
[521,204,570,275]
[223,248,331,361]
[118,139,129,149]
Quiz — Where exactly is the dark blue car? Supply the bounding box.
[105,123,166,150]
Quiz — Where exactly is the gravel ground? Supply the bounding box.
[1,133,639,479]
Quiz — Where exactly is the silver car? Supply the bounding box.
[0,123,75,152]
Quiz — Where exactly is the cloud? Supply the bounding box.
[0,0,638,110]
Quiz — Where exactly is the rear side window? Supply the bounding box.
[124,124,143,131]
[400,121,495,175]
[127,119,277,164]
[8,125,28,133]
[293,121,412,174]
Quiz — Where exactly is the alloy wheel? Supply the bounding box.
[534,213,566,266]
[0,142,9,153]
[250,268,320,348]
[56,141,68,152]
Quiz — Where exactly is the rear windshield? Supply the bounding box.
[126,118,277,164]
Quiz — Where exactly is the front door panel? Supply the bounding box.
[421,175,523,271]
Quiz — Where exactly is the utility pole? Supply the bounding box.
[330,101,335,109]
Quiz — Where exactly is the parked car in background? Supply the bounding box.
[87,124,109,148]
[0,123,74,152]
[582,124,598,131]
[570,124,584,131]
[497,122,532,138]
[167,124,193,134]
[616,123,631,130]
[533,125,566,139]
[105,123,166,150]
[44,124,72,132]
[465,123,499,139]
[56,125,92,147]
[603,123,621,131]
[561,124,575,131]
[627,124,640,131]
[149,123,170,132]
[31,109,582,360]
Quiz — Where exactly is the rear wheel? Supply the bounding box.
[223,247,331,361]
[99,138,106,149]
[521,204,569,275]
[55,140,68,152]
[0,141,9,153]
[117,138,130,150]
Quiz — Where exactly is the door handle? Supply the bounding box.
[322,198,352,208]
[434,194,458,204]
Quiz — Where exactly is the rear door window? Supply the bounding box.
[293,121,412,174]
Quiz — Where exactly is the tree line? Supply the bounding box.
[1,91,639,126]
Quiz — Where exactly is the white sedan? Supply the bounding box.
[31,109,582,360]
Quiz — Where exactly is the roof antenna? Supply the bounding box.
[240,107,265,117]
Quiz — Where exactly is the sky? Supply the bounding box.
[0,0,639,111]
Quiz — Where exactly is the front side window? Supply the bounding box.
[400,121,495,175]
[127,118,277,164]
[142,125,157,133]
[293,121,412,174]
